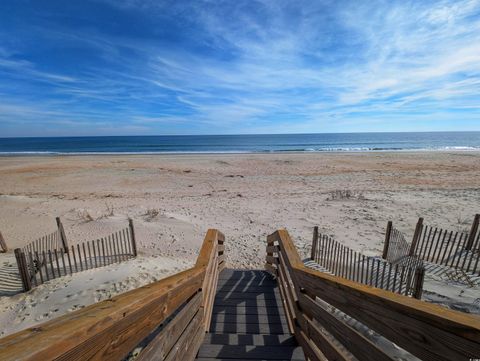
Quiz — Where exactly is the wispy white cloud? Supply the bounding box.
[0,0,479,135]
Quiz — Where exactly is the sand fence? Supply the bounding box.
[383,215,480,280]
[309,226,425,299]
[10,218,138,292]
[0,232,7,253]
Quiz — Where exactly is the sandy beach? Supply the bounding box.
[0,151,479,337]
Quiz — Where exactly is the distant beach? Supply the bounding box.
[0,132,480,155]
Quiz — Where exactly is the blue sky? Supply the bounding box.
[0,0,479,136]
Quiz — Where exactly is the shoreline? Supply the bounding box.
[1,149,480,157]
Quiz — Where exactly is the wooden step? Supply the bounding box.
[212,305,285,316]
[217,280,276,287]
[219,269,273,277]
[210,322,290,334]
[203,333,297,346]
[197,344,305,360]
[215,291,280,300]
[213,298,283,307]
[211,313,287,324]
[196,269,304,360]
[217,283,279,290]
[196,359,301,361]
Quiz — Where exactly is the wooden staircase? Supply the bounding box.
[0,229,478,361]
[196,269,304,361]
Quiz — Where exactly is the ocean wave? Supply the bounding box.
[0,146,479,155]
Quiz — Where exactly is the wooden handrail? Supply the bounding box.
[0,229,225,361]
[266,229,480,361]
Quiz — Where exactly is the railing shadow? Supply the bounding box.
[210,269,298,359]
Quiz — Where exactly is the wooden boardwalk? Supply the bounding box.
[0,229,478,361]
[196,269,304,361]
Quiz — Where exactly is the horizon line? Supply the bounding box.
[2,129,480,139]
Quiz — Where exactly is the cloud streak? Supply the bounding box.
[0,0,479,136]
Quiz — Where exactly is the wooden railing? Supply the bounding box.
[266,229,480,361]
[0,229,225,361]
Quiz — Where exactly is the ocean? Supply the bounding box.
[0,132,479,155]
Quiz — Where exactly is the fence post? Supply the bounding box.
[0,231,7,253]
[128,218,137,257]
[56,217,69,252]
[311,226,318,260]
[409,218,424,256]
[14,248,32,292]
[382,221,392,260]
[466,214,479,251]
[413,266,425,299]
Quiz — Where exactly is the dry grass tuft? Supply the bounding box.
[326,189,365,201]
[78,210,94,223]
[144,208,160,222]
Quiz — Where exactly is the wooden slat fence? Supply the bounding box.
[382,221,410,263]
[411,216,480,274]
[0,231,7,253]
[21,217,69,256]
[14,219,138,292]
[22,229,62,256]
[0,229,224,361]
[267,229,480,361]
[383,215,480,275]
[310,227,425,299]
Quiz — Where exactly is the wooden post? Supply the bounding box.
[14,248,32,292]
[0,231,7,253]
[56,217,69,252]
[409,218,424,256]
[311,226,318,260]
[466,214,479,251]
[382,221,392,260]
[413,267,425,299]
[128,218,137,257]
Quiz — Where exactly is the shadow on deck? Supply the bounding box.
[196,269,304,361]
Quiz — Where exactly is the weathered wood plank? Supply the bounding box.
[212,298,282,308]
[295,266,480,361]
[297,312,351,361]
[138,292,203,361]
[216,285,279,293]
[294,328,327,361]
[0,267,205,361]
[164,308,204,361]
[217,279,276,287]
[298,292,393,361]
[197,345,305,360]
[269,228,480,361]
[209,322,289,334]
[215,291,279,300]
[212,306,285,316]
[211,313,286,325]
[202,333,297,346]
